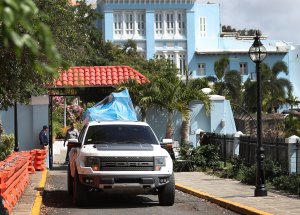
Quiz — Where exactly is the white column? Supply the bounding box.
[134,12,137,37]
[174,51,179,69]
[122,11,125,36]
[162,11,166,36]
[174,10,178,36]
[286,135,300,174]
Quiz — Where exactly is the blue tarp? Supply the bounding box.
[83,89,137,122]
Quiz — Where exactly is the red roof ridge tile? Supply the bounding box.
[53,66,147,88]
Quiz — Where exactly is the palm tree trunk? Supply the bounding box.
[0,120,3,141]
[180,115,190,145]
[141,108,147,122]
[165,110,173,138]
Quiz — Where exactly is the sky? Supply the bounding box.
[211,0,300,44]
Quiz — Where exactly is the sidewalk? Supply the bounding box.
[175,172,300,215]
[10,142,300,215]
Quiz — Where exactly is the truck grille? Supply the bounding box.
[99,157,154,171]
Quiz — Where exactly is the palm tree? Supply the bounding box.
[244,61,292,113]
[0,120,3,141]
[176,75,211,144]
[117,79,156,122]
[154,71,181,139]
[261,61,292,113]
[213,56,229,95]
[223,70,243,105]
[285,92,300,111]
[207,57,243,105]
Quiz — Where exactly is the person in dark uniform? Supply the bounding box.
[39,125,49,148]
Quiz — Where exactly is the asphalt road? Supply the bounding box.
[40,165,238,215]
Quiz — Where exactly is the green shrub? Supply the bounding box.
[174,142,220,172]
[173,142,195,172]
[240,165,256,185]
[53,120,64,139]
[273,174,300,196]
[221,156,245,180]
[193,144,220,170]
[264,158,283,181]
[0,133,15,161]
[173,159,195,172]
[284,114,300,137]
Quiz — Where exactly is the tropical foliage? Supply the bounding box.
[0,132,14,161]
[34,0,102,66]
[0,0,61,110]
[118,59,211,142]
[52,96,84,138]
[244,61,292,113]
[207,56,243,105]
[176,73,210,144]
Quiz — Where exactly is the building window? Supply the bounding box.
[155,13,163,34]
[240,62,248,75]
[155,53,165,59]
[167,54,175,64]
[198,63,206,76]
[199,17,206,37]
[177,13,185,35]
[114,13,122,35]
[125,12,134,35]
[166,13,174,34]
[179,54,186,75]
[136,13,145,35]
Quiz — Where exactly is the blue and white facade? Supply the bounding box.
[97,0,300,99]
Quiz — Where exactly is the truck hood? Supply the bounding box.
[80,144,169,157]
[95,143,153,151]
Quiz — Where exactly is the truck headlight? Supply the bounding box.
[154,156,166,171]
[85,157,100,171]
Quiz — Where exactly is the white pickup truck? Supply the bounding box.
[67,121,175,206]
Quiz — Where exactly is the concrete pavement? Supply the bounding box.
[10,142,300,215]
[175,172,300,215]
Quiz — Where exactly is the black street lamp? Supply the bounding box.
[248,32,267,197]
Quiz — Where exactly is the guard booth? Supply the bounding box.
[47,66,147,169]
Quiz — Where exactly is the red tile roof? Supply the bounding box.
[53,66,147,88]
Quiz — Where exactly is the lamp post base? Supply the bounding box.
[255,188,267,197]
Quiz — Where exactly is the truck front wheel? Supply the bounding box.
[73,171,88,206]
[67,164,73,195]
[158,173,175,206]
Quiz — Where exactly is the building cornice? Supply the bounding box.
[98,0,196,4]
[195,50,288,55]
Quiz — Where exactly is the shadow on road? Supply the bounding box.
[43,190,159,209]
[44,163,160,209]
[50,164,68,171]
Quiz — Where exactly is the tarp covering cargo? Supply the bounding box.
[82,89,137,123]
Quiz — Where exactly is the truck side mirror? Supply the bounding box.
[160,138,173,149]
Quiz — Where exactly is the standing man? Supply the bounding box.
[64,122,79,163]
[39,125,49,148]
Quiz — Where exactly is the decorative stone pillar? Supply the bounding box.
[285,135,300,174]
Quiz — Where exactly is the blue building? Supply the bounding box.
[97,0,300,99]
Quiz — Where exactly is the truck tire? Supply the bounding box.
[158,173,175,206]
[67,164,73,196]
[73,171,88,206]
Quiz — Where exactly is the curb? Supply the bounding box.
[30,170,48,215]
[175,184,272,215]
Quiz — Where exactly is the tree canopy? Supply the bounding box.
[244,61,292,113]
[34,0,102,66]
[0,0,61,109]
[222,25,262,36]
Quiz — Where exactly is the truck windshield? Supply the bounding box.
[84,124,159,145]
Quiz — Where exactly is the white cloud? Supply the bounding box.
[210,0,300,43]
